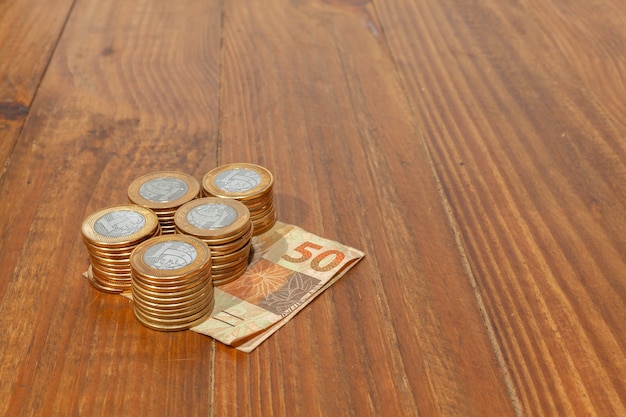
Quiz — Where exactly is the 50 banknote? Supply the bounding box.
[190,221,365,352]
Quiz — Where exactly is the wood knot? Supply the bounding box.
[0,101,29,121]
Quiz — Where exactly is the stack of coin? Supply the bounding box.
[127,171,201,234]
[81,205,161,293]
[130,234,214,331]
[202,163,276,235]
[174,197,253,285]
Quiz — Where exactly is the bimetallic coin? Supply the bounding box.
[187,203,237,229]
[133,299,214,332]
[144,241,198,270]
[212,262,248,286]
[131,284,212,309]
[131,281,212,307]
[133,295,214,319]
[131,235,211,280]
[211,244,251,266]
[214,168,261,192]
[202,163,273,200]
[86,266,129,293]
[134,299,214,325]
[82,205,161,293]
[82,205,159,247]
[128,171,201,209]
[94,210,145,237]
[131,269,211,295]
[174,197,250,240]
[140,177,188,202]
[129,233,215,332]
[250,214,277,236]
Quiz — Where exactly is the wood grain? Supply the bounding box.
[0,0,74,171]
[215,0,516,415]
[1,0,624,415]
[375,0,626,415]
[0,0,221,415]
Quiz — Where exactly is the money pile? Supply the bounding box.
[202,163,276,235]
[81,205,161,293]
[130,234,214,331]
[127,171,201,234]
[174,197,252,286]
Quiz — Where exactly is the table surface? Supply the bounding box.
[1,0,625,415]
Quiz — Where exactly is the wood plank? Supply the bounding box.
[0,0,74,171]
[374,0,626,415]
[0,0,221,415]
[214,0,517,415]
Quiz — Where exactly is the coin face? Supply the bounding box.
[128,171,201,210]
[174,197,251,240]
[143,241,198,270]
[139,177,189,202]
[94,210,146,237]
[187,203,238,229]
[213,168,261,192]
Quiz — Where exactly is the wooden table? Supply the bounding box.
[1,0,624,415]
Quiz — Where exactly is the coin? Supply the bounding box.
[128,171,201,234]
[129,234,214,331]
[133,300,214,332]
[128,171,201,208]
[134,298,214,325]
[82,205,161,293]
[174,197,251,241]
[133,296,214,319]
[132,271,211,296]
[82,205,160,248]
[212,262,248,286]
[130,235,211,280]
[202,163,273,200]
[201,164,277,237]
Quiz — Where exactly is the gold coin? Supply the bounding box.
[131,285,213,311]
[208,235,251,257]
[133,298,214,327]
[135,298,214,324]
[211,253,250,273]
[133,296,214,320]
[86,266,131,292]
[212,258,249,278]
[211,261,248,284]
[90,262,131,277]
[188,222,253,248]
[250,214,277,235]
[131,271,212,291]
[133,287,214,312]
[89,262,132,277]
[131,270,211,295]
[212,264,247,286]
[211,243,251,265]
[132,300,213,332]
[132,286,213,311]
[202,163,273,200]
[245,197,274,214]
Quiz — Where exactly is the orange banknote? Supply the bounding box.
[191,221,365,352]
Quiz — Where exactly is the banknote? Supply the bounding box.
[190,221,365,352]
